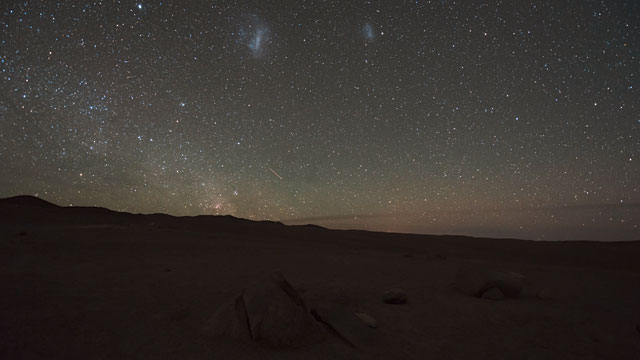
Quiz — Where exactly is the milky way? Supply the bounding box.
[0,1,638,240]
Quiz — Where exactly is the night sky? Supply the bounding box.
[1,1,638,240]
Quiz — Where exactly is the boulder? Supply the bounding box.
[455,267,526,299]
[204,293,252,340]
[484,272,525,298]
[481,287,505,300]
[204,271,325,347]
[382,288,408,304]
[310,305,377,348]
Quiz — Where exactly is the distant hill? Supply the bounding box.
[1,195,639,272]
[0,195,60,208]
[0,195,291,234]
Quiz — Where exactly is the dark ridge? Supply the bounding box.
[0,195,60,208]
[2,195,638,244]
[0,196,316,233]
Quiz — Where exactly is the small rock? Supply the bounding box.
[402,253,413,258]
[537,288,552,300]
[18,231,27,236]
[354,312,378,328]
[481,287,505,300]
[435,253,447,260]
[382,288,407,304]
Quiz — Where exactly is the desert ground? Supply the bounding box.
[1,195,639,359]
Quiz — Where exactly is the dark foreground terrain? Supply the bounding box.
[1,195,639,359]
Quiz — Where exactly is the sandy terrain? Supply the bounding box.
[1,196,639,359]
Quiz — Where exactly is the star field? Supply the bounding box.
[0,1,638,240]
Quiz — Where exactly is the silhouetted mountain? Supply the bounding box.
[2,195,639,272]
[0,195,60,208]
[0,195,294,234]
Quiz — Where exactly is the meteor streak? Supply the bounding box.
[268,167,283,180]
